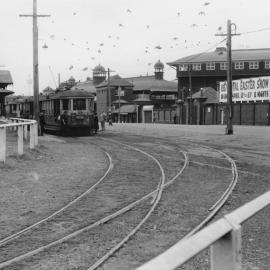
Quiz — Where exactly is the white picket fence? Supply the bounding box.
[137,190,270,270]
[0,118,38,163]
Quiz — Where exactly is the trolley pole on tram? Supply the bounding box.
[19,0,50,129]
[215,19,240,135]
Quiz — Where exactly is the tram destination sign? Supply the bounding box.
[219,76,270,103]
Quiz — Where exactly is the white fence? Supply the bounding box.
[0,118,38,163]
[137,190,270,270]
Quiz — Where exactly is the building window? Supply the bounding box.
[220,62,227,70]
[265,61,270,69]
[234,62,244,70]
[192,63,201,71]
[206,62,215,70]
[249,61,259,69]
[179,64,188,71]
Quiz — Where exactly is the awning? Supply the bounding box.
[142,105,154,111]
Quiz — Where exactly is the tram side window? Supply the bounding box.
[73,99,86,110]
[63,99,69,110]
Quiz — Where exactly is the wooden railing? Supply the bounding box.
[0,118,38,163]
[137,190,270,270]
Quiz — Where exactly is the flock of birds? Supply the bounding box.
[41,1,221,72]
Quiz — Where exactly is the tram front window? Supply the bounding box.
[73,99,86,110]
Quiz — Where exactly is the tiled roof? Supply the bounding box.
[96,74,133,88]
[168,48,270,65]
[192,87,218,104]
[0,70,13,84]
[126,76,177,93]
[54,89,94,98]
[72,80,97,93]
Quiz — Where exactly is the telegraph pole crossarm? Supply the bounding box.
[19,0,50,134]
[215,19,240,135]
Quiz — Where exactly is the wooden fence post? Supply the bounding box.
[30,124,35,149]
[210,225,242,270]
[18,125,24,155]
[24,124,28,140]
[0,127,6,163]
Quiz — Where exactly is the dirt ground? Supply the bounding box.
[0,124,269,269]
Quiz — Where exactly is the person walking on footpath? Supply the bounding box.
[108,113,113,126]
[94,113,99,134]
[100,111,106,131]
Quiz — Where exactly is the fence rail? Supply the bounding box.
[0,118,38,163]
[137,190,270,270]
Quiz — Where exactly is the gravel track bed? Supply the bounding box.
[0,141,161,264]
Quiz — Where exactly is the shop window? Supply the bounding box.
[179,64,188,71]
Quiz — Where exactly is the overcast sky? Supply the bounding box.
[1,0,270,95]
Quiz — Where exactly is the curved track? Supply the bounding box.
[0,139,185,269]
[0,133,238,270]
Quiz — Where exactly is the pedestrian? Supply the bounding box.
[94,113,99,134]
[39,110,45,136]
[173,114,177,124]
[100,111,106,131]
[108,113,113,126]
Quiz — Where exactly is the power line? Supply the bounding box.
[240,27,270,35]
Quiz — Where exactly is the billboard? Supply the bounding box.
[219,76,270,103]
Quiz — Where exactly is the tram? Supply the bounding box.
[40,89,95,135]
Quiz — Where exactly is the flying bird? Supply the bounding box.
[91,57,95,60]
[108,35,112,38]
[127,9,132,13]
[98,49,101,53]
[99,43,104,46]
[218,26,222,31]
[69,65,73,70]
[148,63,152,66]
[50,35,55,40]
[198,11,205,15]
[86,48,90,50]
[155,45,162,50]
[82,67,88,71]
[204,2,210,6]
[73,12,77,15]
[116,36,120,40]
[173,37,178,40]
[191,24,198,27]
[146,25,150,29]
[145,50,149,53]
[177,12,181,16]
[119,23,123,27]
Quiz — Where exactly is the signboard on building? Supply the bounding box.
[219,76,270,103]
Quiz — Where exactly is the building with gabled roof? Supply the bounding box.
[168,47,270,125]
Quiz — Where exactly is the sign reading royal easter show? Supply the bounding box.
[219,76,270,103]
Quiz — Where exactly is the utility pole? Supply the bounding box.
[215,19,240,135]
[188,64,192,125]
[19,0,50,129]
[118,86,121,123]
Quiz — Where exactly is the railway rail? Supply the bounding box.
[0,134,239,269]
[0,139,187,269]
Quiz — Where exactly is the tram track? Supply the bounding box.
[0,138,186,269]
[0,133,238,270]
